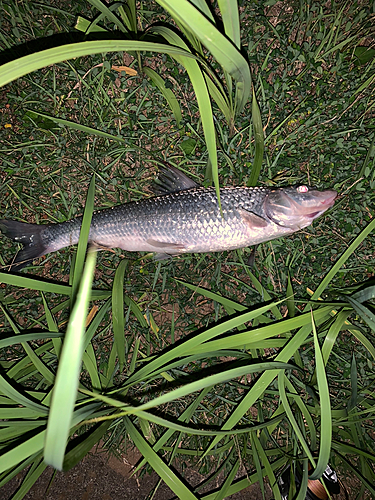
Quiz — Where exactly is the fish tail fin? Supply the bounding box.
[0,220,49,271]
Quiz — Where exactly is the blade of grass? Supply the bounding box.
[0,375,48,415]
[247,86,264,187]
[308,218,375,303]
[125,416,199,499]
[151,25,219,206]
[41,293,62,358]
[128,362,298,412]
[252,433,282,500]
[71,174,96,300]
[204,318,321,455]
[214,458,240,500]
[124,299,284,385]
[0,431,46,475]
[85,0,128,33]
[143,67,182,127]
[44,249,97,470]
[309,310,332,480]
[278,372,315,465]
[11,455,47,500]
[0,272,110,300]
[286,272,296,318]
[0,332,62,349]
[112,259,129,371]
[157,0,250,89]
[0,40,197,88]
[63,421,112,471]
[348,296,375,332]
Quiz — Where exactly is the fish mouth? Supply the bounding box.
[305,211,321,219]
[304,191,337,218]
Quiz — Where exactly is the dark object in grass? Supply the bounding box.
[247,244,258,268]
[278,463,340,499]
[0,165,337,272]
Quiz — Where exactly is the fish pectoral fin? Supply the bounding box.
[239,209,268,228]
[90,241,111,250]
[146,238,186,253]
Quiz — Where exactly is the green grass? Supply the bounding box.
[0,0,375,498]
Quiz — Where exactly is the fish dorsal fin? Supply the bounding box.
[239,209,268,228]
[151,164,199,196]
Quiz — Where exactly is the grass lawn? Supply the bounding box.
[0,1,374,498]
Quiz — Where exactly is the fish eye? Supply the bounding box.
[297,185,309,193]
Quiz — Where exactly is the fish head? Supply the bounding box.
[264,185,337,229]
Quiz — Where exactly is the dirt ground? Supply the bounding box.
[2,448,269,500]
[2,446,358,499]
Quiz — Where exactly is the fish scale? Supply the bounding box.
[0,166,337,271]
[87,186,271,253]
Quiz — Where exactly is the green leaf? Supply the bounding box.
[84,0,128,32]
[11,455,46,500]
[309,218,375,303]
[0,431,46,474]
[286,272,296,318]
[217,0,240,49]
[44,249,97,470]
[0,374,48,415]
[348,296,375,333]
[354,46,375,65]
[71,174,96,300]
[132,361,297,412]
[0,40,197,88]
[278,372,315,465]
[310,311,332,480]
[180,138,197,155]
[112,259,129,371]
[247,86,264,187]
[156,0,251,112]
[75,15,107,33]
[143,66,182,127]
[151,25,220,206]
[63,421,112,471]
[125,417,199,499]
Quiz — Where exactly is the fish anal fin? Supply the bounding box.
[154,253,173,261]
[239,209,268,228]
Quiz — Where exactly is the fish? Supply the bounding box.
[0,165,337,271]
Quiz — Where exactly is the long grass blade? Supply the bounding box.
[63,421,112,471]
[71,174,95,300]
[44,249,97,470]
[0,431,46,474]
[278,372,315,465]
[125,416,199,499]
[158,0,251,116]
[348,296,375,332]
[309,218,375,302]
[143,67,182,127]
[151,25,220,205]
[0,40,197,88]
[247,86,264,187]
[310,311,332,480]
[112,259,129,371]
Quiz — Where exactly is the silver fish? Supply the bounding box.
[0,166,337,271]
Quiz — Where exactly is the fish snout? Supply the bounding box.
[316,189,337,208]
